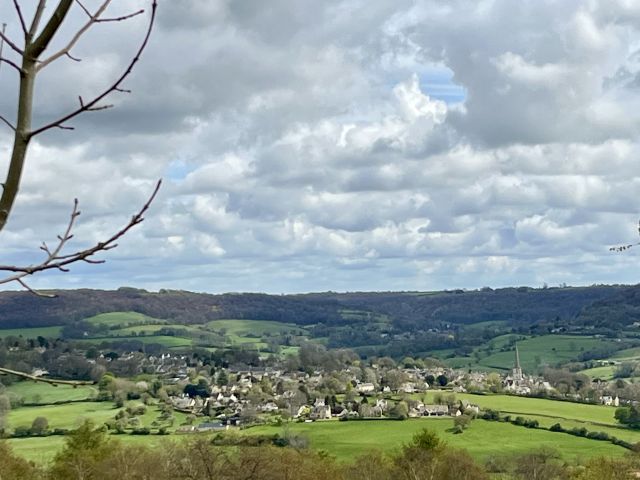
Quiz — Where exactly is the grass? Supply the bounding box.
[446,335,623,372]
[77,335,193,348]
[205,319,308,337]
[7,433,182,464]
[84,312,167,328]
[10,418,624,465]
[7,402,118,431]
[612,346,640,360]
[245,418,625,461]
[579,365,616,380]
[113,324,203,336]
[4,382,97,404]
[420,393,619,426]
[0,326,63,339]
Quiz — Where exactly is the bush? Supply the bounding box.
[570,427,588,437]
[481,409,501,421]
[131,428,151,435]
[549,423,564,432]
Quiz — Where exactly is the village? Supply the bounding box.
[126,345,620,434]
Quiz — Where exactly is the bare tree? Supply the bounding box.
[0,0,160,296]
[0,1,160,384]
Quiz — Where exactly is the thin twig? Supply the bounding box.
[0,26,23,56]
[0,56,24,73]
[0,114,16,131]
[12,0,28,38]
[74,0,93,18]
[610,220,640,252]
[37,0,112,71]
[17,278,55,297]
[96,9,144,23]
[31,1,157,135]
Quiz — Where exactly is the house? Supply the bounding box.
[423,405,449,417]
[602,395,620,407]
[196,422,227,432]
[357,382,376,394]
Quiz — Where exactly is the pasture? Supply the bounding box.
[246,418,626,461]
[4,382,97,404]
[421,393,619,426]
[0,326,63,339]
[445,335,623,371]
[77,335,193,348]
[8,402,118,431]
[84,312,167,328]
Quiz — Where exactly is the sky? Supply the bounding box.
[1,0,640,294]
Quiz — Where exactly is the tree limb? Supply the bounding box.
[0,179,162,289]
[0,366,95,386]
[27,1,48,41]
[0,28,23,56]
[0,56,24,73]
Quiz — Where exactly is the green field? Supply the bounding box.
[245,418,625,461]
[113,324,203,336]
[84,312,167,328]
[445,335,622,371]
[4,382,97,404]
[421,393,619,426]
[579,365,616,380]
[77,335,193,348]
[0,326,63,339]
[7,417,627,466]
[612,346,640,360]
[8,402,118,431]
[205,319,308,337]
[8,433,179,464]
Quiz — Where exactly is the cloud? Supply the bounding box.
[1,0,640,293]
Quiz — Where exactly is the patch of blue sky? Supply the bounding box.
[421,81,466,103]
[164,159,195,181]
[383,64,467,104]
[417,66,466,103]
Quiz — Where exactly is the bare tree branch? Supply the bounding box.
[96,9,145,23]
[37,0,112,71]
[0,114,16,131]
[31,1,157,135]
[0,366,95,386]
[28,1,48,41]
[0,28,23,56]
[0,56,24,73]
[610,220,640,252]
[12,0,28,38]
[0,179,162,287]
[74,0,93,18]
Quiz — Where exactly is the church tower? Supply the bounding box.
[512,344,523,382]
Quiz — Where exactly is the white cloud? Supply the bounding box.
[1,0,640,293]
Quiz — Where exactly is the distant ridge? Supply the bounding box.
[0,284,632,330]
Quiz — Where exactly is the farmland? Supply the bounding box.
[4,382,97,404]
[444,334,623,372]
[245,418,626,461]
[0,326,63,339]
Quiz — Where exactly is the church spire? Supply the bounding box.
[513,343,523,382]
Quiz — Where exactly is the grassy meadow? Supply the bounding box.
[445,334,623,371]
[0,326,63,339]
[5,382,97,404]
[245,418,626,462]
